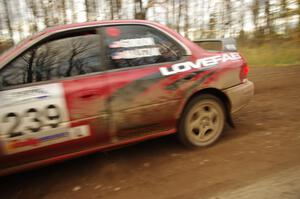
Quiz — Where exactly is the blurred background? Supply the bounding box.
[0,0,299,66]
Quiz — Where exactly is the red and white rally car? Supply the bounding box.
[0,20,253,175]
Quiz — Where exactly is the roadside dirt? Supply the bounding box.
[1,66,300,199]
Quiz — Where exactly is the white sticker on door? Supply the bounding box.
[0,83,90,155]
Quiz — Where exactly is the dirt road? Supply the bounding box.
[1,66,300,199]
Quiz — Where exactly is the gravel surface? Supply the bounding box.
[1,66,300,199]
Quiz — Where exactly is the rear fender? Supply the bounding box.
[176,87,234,128]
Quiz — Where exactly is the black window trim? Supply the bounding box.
[0,23,191,70]
[100,24,187,71]
[0,23,192,91]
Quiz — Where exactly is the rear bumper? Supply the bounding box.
[224,80,254,113]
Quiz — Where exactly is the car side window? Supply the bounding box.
[0,29,102,89]
[103,25,184,69]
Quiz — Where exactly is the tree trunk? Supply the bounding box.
[252,0,259,30]
[85,0,91,21]
[297,0,300,38]
[134,0,146,20]
[70,0,77,23]
[26,0,38,33]
[238,0,245,41]
[172,0,176,29]
[116,0,122,19]
[224,0,232,37]
[2,0,14,43]
[85,0,97,21]
[264,0,273,37]
[61,0,68,24]
[109,0,114,20]
[176,0,183,33]
[41,0,51,27]
[184,0,189,38]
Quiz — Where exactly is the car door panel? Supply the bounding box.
[101,24,187,140]
[0,28,112,171]
[62,74,111,146]
[107,65,183,139]
[0,82,92,169]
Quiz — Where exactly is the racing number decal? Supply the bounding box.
[3,113,22,138]
[46,105,61,128]
[1,105,61,139]
[0,83,90,155]
[25,108,42,133]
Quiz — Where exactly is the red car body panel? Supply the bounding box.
[0,20,253,176]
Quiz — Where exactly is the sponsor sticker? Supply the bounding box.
[0,87,50,107]
[109,37,155,48]
[159,52,242,76]
[2,125,90,155]
[112,47,161,59]
[0,83,90,155]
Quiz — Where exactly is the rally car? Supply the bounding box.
[0,20,254,175]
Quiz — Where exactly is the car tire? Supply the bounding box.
[178,94,226,147]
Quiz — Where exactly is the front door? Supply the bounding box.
[101,25,187,140]
[0,27,111,170]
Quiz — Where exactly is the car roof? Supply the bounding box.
[0,20,164,66]
[0,20,193,69]
[30,20,158,40]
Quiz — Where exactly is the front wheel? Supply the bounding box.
[178,94,226,147]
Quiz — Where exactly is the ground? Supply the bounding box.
[1,66,300,199]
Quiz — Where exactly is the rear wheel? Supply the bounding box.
[178,94,226,147]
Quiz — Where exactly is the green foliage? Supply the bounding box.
[239,40,300,67]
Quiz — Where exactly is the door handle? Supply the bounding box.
[79,90,98,99]
[183,72,197,80]
[80,93,96,99]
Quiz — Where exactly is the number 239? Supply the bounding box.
[1,104,61,138]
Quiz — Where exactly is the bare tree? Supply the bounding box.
[251,0,265,41]
[134,0,167,20]
[61,0,68,24]
[69,0,78,23]
[134,0,145,19]
[2,0,14,43]
[26,0,39,33]
[0,0,300,50]
[207,0,217,38]
[297,0,300,38]
[224,0,233,37]
[85,0,97,21]
[41,0,51,27]
[264,0,273,37]
[238,0,246,41]
[183,0,189,38]
[109,0,115,19]
[176,0,183,32]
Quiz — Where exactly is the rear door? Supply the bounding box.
[101,25,187,140]
[0,27,111,170]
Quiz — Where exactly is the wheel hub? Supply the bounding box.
[187,103,222,142]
